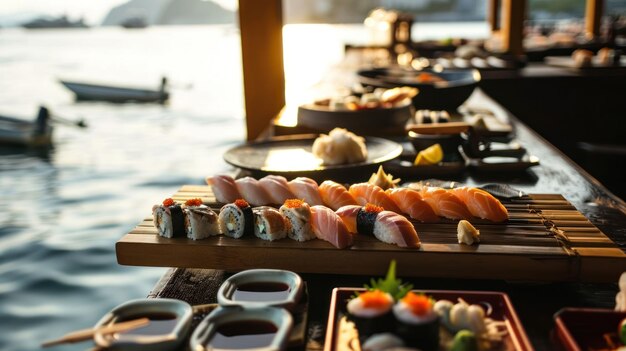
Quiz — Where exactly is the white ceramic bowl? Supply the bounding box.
[93,298,192,351]
[217,269,303,311]
[189,306,293,351]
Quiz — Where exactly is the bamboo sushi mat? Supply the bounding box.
[116,185,626,283]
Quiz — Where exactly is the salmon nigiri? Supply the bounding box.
[386,188,439,223]
[258,175,295,205]
[319,180,358,210]
[348,183,402,213]
[288,177,324,206]
[310,205,353,249]
[419,187,472,220]
[206,175,241,203]
[235,177,273,206]
[450,187,508,222]
[336,204,420,248]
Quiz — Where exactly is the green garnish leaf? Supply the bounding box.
[363,260,413,301]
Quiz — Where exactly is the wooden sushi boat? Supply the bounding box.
[0,106,52,146]
[59,77,169,103]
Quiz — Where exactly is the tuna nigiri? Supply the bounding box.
[235,177,273,206]
[319,180,358,210]
[310,205,354,249]
[336,204,420,248]
[288,177,324,206]
[386,188,439,223]
[348,183,402,213]
[419,187,472,220]
[206,175,242,204]
[450,187,508,222]
[258,175,295,205]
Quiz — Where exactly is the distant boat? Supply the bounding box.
[121,17,148,29]
[0,107,52,146]
[22,15,88,29]
[59,77,169,103]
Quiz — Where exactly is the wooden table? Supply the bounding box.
[140,90,626,350]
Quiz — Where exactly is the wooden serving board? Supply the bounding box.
[116,185,626,283]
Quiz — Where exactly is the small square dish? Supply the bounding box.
[324,288,533,351]
[190,306,293,351]
[217,269,304,311]
[554,308,626,351]
[93,298,193,351]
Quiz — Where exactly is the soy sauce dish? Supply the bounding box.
[93,298,193,351]
[190,306,293,351]
[217,269,303,311]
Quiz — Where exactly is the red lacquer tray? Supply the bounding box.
[554,308,626,351]
[325,288,534,351]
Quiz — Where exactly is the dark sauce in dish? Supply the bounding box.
[232,282,290,302]
[114,312,178,340]
[207,320,278,349]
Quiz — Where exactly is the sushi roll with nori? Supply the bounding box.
[183,198,221,240]
[218,199,253,238]
[152,198,186,238]
[392,292,439,351]
[347,290,394,337]
[252,206,288,241]
[279,199,315,242]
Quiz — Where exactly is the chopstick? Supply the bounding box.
[41,317,150,348]
[406,122,470,134]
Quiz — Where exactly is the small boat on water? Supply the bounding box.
[0,107,52,146]
[59,77,169,103]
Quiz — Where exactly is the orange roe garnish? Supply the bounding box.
[162,198,175,207]
[401,292,433,316]
[359,290,391,309]
[185,198,203,207]
[364,203,384,213]
[284,199,305,208]
[234,199,250,208]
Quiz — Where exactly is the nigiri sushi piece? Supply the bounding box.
[419,187,473,220]
[279,199,315,242]
[183,198,221,240]
[152,198,186,238]
[348,183,402,213]
[310,205,354,249]
[319,180,358,210]
[386,188,439,223]
[235,176,273,206]
[218,199,253,238]
[450,187,508,222]
[336,204,420,248]
[252,206,288,241]
[206,175,241,204]
[258,175,296,205]
[288,177,324,206]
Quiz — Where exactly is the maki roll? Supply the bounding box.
[183,198,221,240]
[252,206,288,241]
[279,199,315,242]
[152,198,186,238]
[346,290,394,337]
[218,199,253,238]
[392,292,439,351]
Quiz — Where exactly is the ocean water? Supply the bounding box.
[0,25,245,351]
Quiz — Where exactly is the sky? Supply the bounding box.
[0,0,238,25]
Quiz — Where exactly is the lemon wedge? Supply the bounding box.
[414,143,443,165]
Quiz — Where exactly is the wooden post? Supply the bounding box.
[585,0,604,40]
[488,0,500,32]
[500,0,525,57]
[238,0,285,141]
